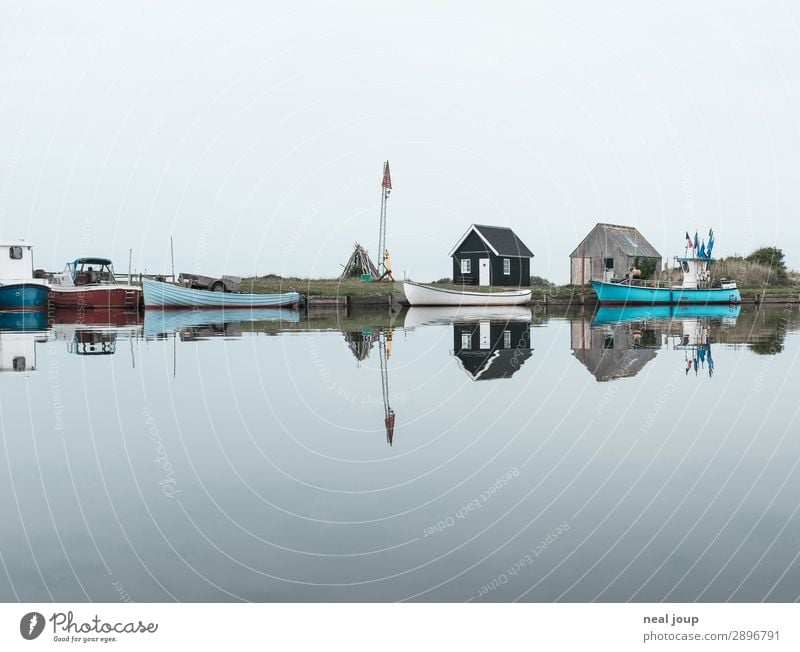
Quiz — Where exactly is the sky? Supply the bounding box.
[1,0,799,284]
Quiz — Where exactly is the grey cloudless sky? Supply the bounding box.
[1,0,798,283]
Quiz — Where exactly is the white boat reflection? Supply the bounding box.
[404,305,530,329]
[0,312,49,375]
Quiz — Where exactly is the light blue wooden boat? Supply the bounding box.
[143,278,301,309]
[0,283,50,310]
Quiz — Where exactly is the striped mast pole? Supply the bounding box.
[377,161,392,279]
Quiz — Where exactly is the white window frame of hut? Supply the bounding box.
[461,259,471,274]
[503,258,511,275]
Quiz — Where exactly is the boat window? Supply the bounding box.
[461,333,472,350]
[604,257,614,270]
[9,246,23,260]
[503,258,511,275]
[461,259,471,274]
[503,330,511,349]
[12,356,26,372]
[682,261,690,273]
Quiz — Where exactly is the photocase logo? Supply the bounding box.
[20,612,45,640]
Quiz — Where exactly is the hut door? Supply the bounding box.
[478,258,490,286]
[479,321,490,349]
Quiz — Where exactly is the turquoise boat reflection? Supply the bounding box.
[574,304,742,381]
[593,303,741,326]
[0,310,48,331]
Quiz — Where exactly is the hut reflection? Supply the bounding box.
[453,318,532,380]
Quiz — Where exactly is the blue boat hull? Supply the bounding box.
[0,283,50,310]
[591,281,741,305]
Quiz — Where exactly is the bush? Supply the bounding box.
[530,275,554,287]
[432,277,452,284]
[712,258,779,287]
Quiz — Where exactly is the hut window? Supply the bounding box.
[460,259,471,274]
[9,246,23,260]
[604,257,614,270]
[503,330,511,349]
[461,333,472,350]
[503,258,510,275]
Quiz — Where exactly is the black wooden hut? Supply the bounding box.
[448,224,534,287]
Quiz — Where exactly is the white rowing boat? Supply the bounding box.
[402,281,531,306]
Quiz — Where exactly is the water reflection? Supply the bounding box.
[0,319,48,373]
[3,303,800,602]
[453,319,532,380]
[571,303,799,381]
[571,317,661,382]
[143,308,301,340]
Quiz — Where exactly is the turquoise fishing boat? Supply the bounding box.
[0,241,50,310]
[592,230,741,305]
[0,283,51,310]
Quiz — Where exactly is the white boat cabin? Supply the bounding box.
[674,257,736,290]
[0,241,36,283]
[52,257,117,287]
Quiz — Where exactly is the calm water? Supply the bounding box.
[1,304,799,602]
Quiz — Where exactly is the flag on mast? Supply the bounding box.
[382,161,392,194]
[685,232,693,249]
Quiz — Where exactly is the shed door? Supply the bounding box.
[479,321,490,349]
[478,258,490,286]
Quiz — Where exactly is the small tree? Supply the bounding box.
[634,257,658,280]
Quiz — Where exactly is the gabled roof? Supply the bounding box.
[449,224,534,258]
[570,223,661,258]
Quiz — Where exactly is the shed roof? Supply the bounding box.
[449,224,534,258]
[569,223,661,258]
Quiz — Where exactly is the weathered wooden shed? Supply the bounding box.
[449,224,534,287]
[569,223,662,285]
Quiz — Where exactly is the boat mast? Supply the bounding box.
[377,161,392,280]
[379,328,396,445]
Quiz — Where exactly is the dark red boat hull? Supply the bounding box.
[50,287,142,310]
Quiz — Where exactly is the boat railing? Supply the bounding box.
[608,277,672,289]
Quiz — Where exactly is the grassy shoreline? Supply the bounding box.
[242,276,799,300]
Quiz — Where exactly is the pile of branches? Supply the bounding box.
[340,243,379,279]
